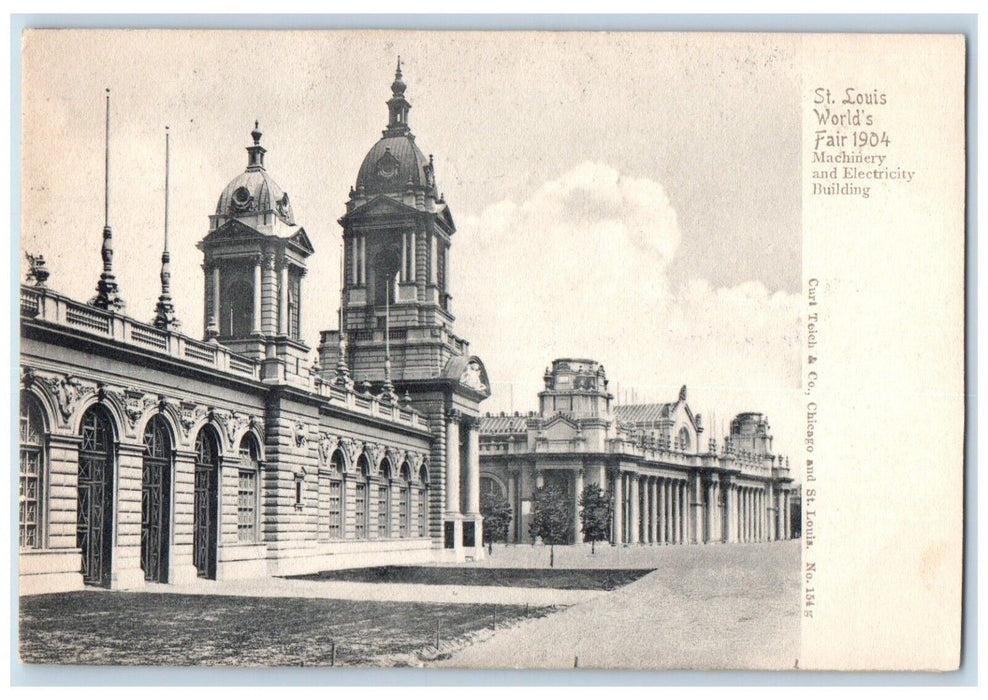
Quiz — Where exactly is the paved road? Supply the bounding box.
[434,540,801,670]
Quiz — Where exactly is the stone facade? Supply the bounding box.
[479,359,799,547]
[17,64,487,595]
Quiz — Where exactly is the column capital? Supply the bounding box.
[445,408,462,424]
[460,414,481,430]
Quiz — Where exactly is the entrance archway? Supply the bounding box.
[141,416,172,583]
[193,426,220,579]
[78,405,115,587]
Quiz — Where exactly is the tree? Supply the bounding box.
[528,483,571,567]
[480,489,512,547]
[579,482,612,554]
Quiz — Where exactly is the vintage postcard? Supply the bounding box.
[15,29,965,673]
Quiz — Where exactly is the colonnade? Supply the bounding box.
[609,470,793,546]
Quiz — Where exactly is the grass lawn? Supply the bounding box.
[288,566,653,590]
[19,591,552,666]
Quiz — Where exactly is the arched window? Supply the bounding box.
[193,427,220,579]
[78,405,115,587]
[678,426,691,452]
[418,464,429,538]
[19,392,47,549]
[398,462,412,538]
[480,476,504,499]
[141,416,172,583]
[378,459,393,538]
[320,449,345,540]
[238,434,261,542]
[354,454,370,539]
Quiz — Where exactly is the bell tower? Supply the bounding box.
[319,60,464,386]
[198,124,314,382]
[319,62,490,561]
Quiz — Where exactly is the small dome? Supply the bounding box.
[215,169,295,225]
[355,136,431,197]
[215,123,295,226]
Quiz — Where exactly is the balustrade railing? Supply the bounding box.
[20,284,260,381]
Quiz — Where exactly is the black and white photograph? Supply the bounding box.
[13,27,965,675]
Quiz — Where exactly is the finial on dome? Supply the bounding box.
[391,56,407,97]
[246,120,266,170]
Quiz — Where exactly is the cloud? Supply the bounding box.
[453,161,802,456]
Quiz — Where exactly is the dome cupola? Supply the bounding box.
[212,122,296,232]
[352,59,439,200]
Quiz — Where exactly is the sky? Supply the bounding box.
[21,30,803,459]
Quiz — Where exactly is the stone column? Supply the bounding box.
[665,479,673,543]
[401,232,408,282]
[409,230,417,281]
[691,473,703,545]
[705,479,716,544]
[727,482,738,543]
[278,260,289,336]
[681,481,688,544]
[746,488,751,542]
[783,490,791,539]
[444,412,461,518]
[211,266,221,330]
[463,419,480,516]
[628,473,639,544]
[507,472,517,543]
[572,469,584,545]
[612,472,623,545]
[656,479,665,544]
[669,481,678,544]
[776,488,784,541]
[252,256,262,334]
[650,478,658,544]
[359,235,366,285]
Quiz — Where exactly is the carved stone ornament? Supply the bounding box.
[180,401,208,435]
[124,389,149,428]
[405,451,424,471]
[228,412,251,442]
[293,421,308,449]
[339,437,360,468]
[460,359,488,393]
[385,446,406,470]
[362,442,384,471]
[39,373,93,423]
[20,367,37,389]
[318,433,341,466]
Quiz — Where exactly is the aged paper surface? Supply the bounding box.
[16,29,964,672]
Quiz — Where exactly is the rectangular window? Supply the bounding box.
[289,275,301,340]
[237,469,256,542]
[419,487,428,538]
[378,484,390,538]
[399,486,409,538]
[328,479,342,539]
[19,447,41,549]
[355,482,366,539]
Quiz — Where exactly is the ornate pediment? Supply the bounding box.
[342,194,422,223]
[201,218,266,245]
[287,227,315,254]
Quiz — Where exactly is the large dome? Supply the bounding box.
[214,123,295,226]
[355,135,430,197]
[352,61,438,200]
